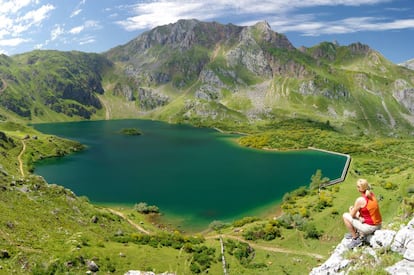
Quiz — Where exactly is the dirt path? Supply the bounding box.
[18,140,26,177]
[97,95,111,120]
[207,234,325,260]
[107,208,150,234]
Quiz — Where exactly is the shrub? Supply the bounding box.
[243,222,281,241]
[301,223,323,239]
[232,216,260,227]
[133,202,160,214]
[209,220,229,231]
[383,181,397,190]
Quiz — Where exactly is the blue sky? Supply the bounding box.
[0,0,413,64]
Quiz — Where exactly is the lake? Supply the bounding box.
[34,119,348,231]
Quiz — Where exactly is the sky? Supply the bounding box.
[0,0,413,64]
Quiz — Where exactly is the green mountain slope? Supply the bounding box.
[0,19,414,135]
[0,50,111,122]
[101,19,414,136]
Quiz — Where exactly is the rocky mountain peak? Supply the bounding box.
[253,20,272,32]
[348,42,371,54]
[247,20,294,50]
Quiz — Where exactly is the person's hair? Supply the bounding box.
[357,178,372,198]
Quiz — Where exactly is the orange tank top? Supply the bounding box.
[359,193,382,225]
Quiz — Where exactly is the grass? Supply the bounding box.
[0,118,413,274]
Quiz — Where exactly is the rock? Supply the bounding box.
[0,250,10,259]
[391,219,414,255]
[368,229,396,249]
[90,215,98,223]
[385,259,414,274]
[137,88,169,110]
[310,217,414,274]
[87,260,99,272]
[404,241,414,261]
[309,238,350,275]
[6,221,14,229]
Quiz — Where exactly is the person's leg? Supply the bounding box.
[342,213,358,238]
[355,223,381,236]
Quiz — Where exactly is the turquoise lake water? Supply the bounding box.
[33,119,348,231]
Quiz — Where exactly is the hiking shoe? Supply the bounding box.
[345,233,353,239]
[347,237,363,249]
[344,232,359,239]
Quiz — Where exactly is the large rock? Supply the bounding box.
[368,229,396,249]
[310,217,414,274]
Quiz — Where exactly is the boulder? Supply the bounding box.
[87,260,99,272]
[310,217,414,274]
[368,229,396,249]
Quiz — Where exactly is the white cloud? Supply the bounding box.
[79,37,96,45]
[115,0,393,31]
[84,20,101,29]
[71,0,87,18]
[69,20,101,35]
[70,26,85,35]
[51,25,65,41]
[71,9,82,18]
[269,15,414,36]
[0,37,28,47]
[117,1,207,31]
[0,2,55,44]
[20,4,55,25]
[0,0,33,14]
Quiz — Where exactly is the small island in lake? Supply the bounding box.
[119,128,142,136]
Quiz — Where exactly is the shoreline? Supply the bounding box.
[308,147,351,186]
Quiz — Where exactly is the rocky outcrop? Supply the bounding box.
[400,58,414,70]
[310,217,414,274]
[137,88,169,110]
[113,83,135,101]
[62,83,102,109]
[299,80,349,99]
[393,79,414,114]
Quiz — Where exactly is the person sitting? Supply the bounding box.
[342,178,382,249]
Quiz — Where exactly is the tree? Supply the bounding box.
[309,169,329,191]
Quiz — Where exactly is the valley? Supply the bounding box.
[0,19,413,274]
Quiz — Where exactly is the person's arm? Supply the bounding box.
[349,197,365,218]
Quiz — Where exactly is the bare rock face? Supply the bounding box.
[137,88,169,110]
[393,79,414,114]
[227,26,273,77]
[400,58,414,70]
[310,217,414,275]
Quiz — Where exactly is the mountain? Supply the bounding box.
[0,19,413,274]
[0,51,111,121]
[1,19,414,136]
[400,58,414,70]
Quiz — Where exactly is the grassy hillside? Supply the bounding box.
[0,20,413,274]
[0,119,412,274]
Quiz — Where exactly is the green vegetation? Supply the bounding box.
[119,127,142,136]
[134,202,159,214]
[0,20,414,274]
[0,117,413,274]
